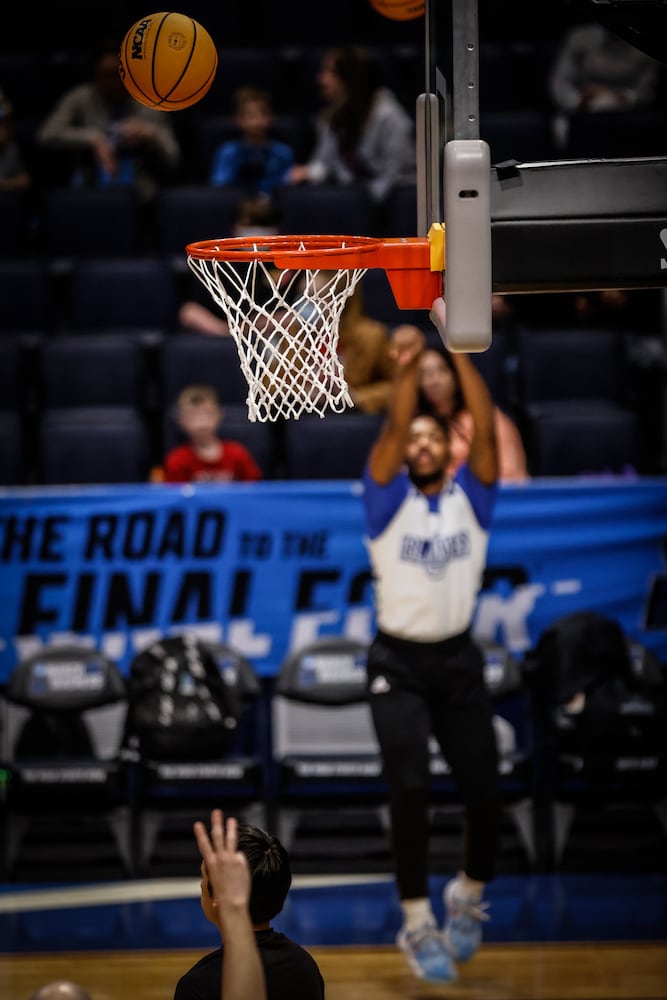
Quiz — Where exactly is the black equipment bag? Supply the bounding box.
[124,634,239,761]
[525,611,667,782]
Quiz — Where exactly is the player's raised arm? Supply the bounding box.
[367,324,426,484]
[448,351,498,486]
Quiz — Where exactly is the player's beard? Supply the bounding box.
[409,468,444,489]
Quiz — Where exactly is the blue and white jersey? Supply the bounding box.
[361,464,498,642]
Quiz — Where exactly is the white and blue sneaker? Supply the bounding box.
[442,878,490,962]
[397,920,458,982]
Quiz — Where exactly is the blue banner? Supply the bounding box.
[0,480,665,681]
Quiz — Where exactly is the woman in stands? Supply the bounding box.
[286,46,416,206]
[418,345,529,484]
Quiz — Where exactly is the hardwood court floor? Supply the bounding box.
[2,942,667,1000]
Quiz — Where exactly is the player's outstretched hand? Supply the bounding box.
[389,324,426,369]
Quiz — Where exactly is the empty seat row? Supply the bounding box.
[1,183,418,263]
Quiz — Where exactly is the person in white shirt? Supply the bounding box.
[361,324,500,984]
[287,46,416,205]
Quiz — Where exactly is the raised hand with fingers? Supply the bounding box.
[192,809,267,1000]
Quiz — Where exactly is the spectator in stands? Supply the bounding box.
[36,40,181,200]
[178,196,280,336]
[418,345,529,483]
[191,809,267,1000]
[175,811,324,1000]
[0,89,31,190]
[209,86,295,199]
[547,22,662,149]
[28,983,92,1000]
[160,385,262,483]
[286,46,416,205]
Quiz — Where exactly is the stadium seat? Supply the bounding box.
[523,400,640,477]
[269,635,388,863]
[38,406,151,485]
[564,109,667,160]
[283,412,383,480]
[67,257,178,332]
[0,411,24,486]
[154,185,244,265]
[38,335,146,409]
[274,184,373,237]
[480,110,556,165]
[0,259,51,335]
[0,644,133,879]
[516,327,628,406]
[41,188,141,267]
[271,636,537,869]
[159,333,250,408]
[0,190,31,257]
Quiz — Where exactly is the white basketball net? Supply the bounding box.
[187,252,367,422]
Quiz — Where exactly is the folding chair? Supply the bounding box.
[0,644,132,879]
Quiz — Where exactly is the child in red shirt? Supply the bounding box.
[162,385,262,483]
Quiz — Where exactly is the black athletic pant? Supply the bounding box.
[366,628,502,900]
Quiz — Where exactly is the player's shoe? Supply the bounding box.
[396,920,458,982]
[442,878,490,962]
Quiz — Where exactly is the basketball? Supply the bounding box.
[118,11,218,111]
[368,0,425,20]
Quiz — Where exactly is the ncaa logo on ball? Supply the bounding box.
[167,31,187,52]
[131,17,152,59]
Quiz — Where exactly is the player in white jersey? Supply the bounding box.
[361,323,500,984]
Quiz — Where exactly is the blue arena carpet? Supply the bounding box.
[1,872,666,953]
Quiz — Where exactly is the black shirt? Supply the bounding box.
[173,928,325,1000]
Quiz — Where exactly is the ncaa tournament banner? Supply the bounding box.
[0,479,666,682]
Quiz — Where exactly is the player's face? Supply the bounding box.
[405,415,449,481]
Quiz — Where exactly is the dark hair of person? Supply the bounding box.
[413,410,451,442]
[416,345,465,419]
[207,822,292,924]
[325,47,381,153]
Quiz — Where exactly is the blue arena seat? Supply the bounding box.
[41,188,141,267]
[524,401,640,478]
[67,257,178,332]
[154,185,244,264]
[0,259,51,334]
[0,411,24,486]
[283,412,383,480]
[38,335,146,410]
[275,184,373,237]
[159,333,250,408]
[1,643,132,879]
[516,327,628,406]
[38,406,151,485]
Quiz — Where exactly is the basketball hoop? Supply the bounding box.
[186,233,442,422]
